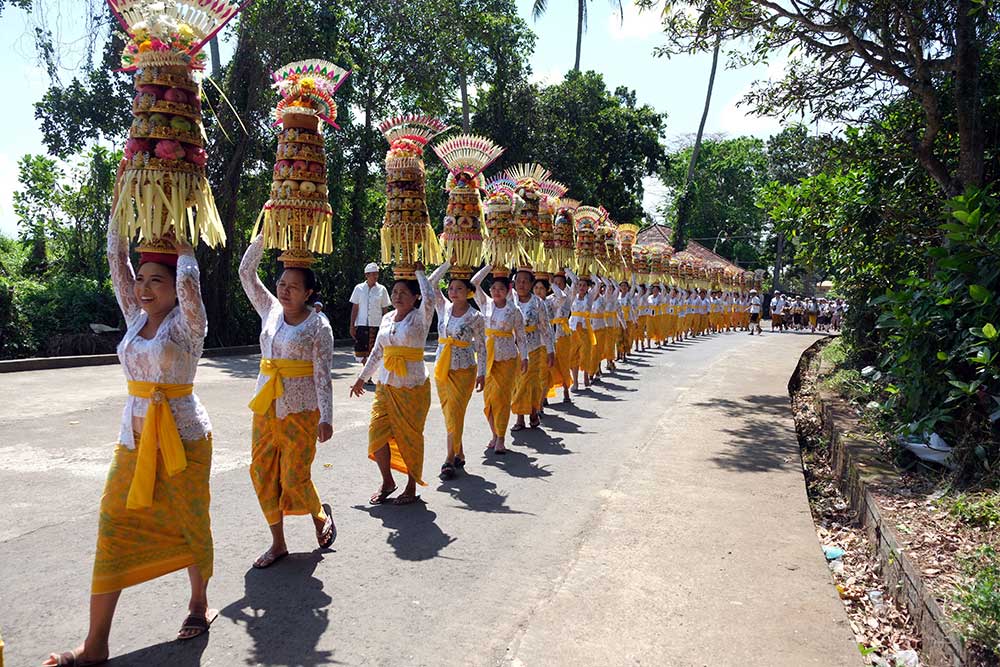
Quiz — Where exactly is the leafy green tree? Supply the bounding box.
[646,0,999,197]
[660,137,768,266]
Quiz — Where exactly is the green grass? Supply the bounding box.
[820,337,848,366]
[821,368,876,403]
[945,492,1000,529]
[952,546,1000,658]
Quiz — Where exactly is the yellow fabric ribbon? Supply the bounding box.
[485,328,513,374]
[249,358,315,415]
[384,346,425,377]
[571,311,597,346]
[551,317,571,335]
[525,325,538,333]
[125,381,193,510]
[435,337,471,382]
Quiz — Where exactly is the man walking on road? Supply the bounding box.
[748,289,762,335]
[350,262,391,366]
[770,291,786,332]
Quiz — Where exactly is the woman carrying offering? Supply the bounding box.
[473,264,528,454]
[510,271,555,427]
[350,263,439,505]
[545,272,574,403]
[45,216,216,667]
[239,234,335,570]
[430,261,487,480]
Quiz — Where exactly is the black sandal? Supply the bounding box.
[317,505,336,548]
[370,484,397,505]
[177,609,218,640]
[454,456,466,469]
[440,462,456,480]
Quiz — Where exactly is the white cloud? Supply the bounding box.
[530,66,565,87]
[608,1,664,41]
[715,51,790,139]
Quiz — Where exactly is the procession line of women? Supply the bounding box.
[41,225,756,666]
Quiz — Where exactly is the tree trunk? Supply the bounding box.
[348,92,376,280]
[459,67,471,132]
[574,0,584,71]
[673,34,720,251]
[953,0,984,190]
[209,37,222,76]
[773,234,785,294]
[202,20,265,346]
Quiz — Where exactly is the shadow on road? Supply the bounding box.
[107,633,208,666]
[511,426,573,454]
[535,411,587,435]
[548,401,599,420]
[352,502,457,561]
[692,393,797,474]
[481,448,552,479]
[436,471,533,515]
[218,553,339,667]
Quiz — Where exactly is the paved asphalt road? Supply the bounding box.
[0,329,860,667]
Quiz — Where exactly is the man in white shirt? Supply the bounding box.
[350,262,391,365]
[748,289,762,335]
[770,291,786,332]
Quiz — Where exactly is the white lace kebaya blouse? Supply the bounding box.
[358,269,436,388]
[430,261,487,376]
[472,265,529,364]
[517,293,556,354]
[239,235,334,424]
[108,226,212,449]
[545,282,570,340]
[566,268,601,332]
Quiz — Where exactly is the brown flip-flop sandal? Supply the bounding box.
[252,549,288,569]
[177,608,218,641]
[316,507,336,549]
[370,484,397,505]
[393,493,419,505]
[510,423,526,432]
[47,650,108,667]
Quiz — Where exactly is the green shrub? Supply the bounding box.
[875,188,1000,482]
[946,493,1000,529]
[952,546,1000,658]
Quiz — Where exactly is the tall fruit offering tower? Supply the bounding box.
[254,59,348,267]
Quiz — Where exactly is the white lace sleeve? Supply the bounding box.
[550,282,567,310]
[472,264,491,310]
[564,267,579,287]
[239,235,278,318]
[359,323,384,383]
[313,318,334,424]
[537,297,555,354]
[472,312,487,376]
[415,270,436,332]
[107,223,141,322]
[175,254,207,339]
[512,306,528,361]
[588,275,601,302]
[428,261,450,321]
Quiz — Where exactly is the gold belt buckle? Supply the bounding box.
[151,389,166,404]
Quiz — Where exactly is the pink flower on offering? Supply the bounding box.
[185,145,207,166]
[154,139,185,161]
[124,138,151,158]
[164,88,188,104]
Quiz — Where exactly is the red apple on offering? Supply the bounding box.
[164,88,188,104]
[292,160,308,172]
[185,145,207,166]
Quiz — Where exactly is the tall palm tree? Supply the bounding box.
[532,0,624,72]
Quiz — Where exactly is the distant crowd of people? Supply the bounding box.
[767,292,845,333]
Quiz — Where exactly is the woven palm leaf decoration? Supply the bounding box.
[108,0,250,253]
[251,59,347,268]
[537,180,568,274]
[379,114,449,278]
[483,176,524,276]
[573,205,604,276]
[432,134,505,276]
[504,163,551,270]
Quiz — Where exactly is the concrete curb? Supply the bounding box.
[792,342,969,667]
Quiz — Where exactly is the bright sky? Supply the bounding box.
[0,0,794,236]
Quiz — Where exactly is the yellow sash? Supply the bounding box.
[525,325,538,333]
[125,381,193,510]
[384,345,424,377]
[435,336,471,382]
[249,358,314,415]
[571,311,597,345]
[551,317,571,335]
[485,328,513,374]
